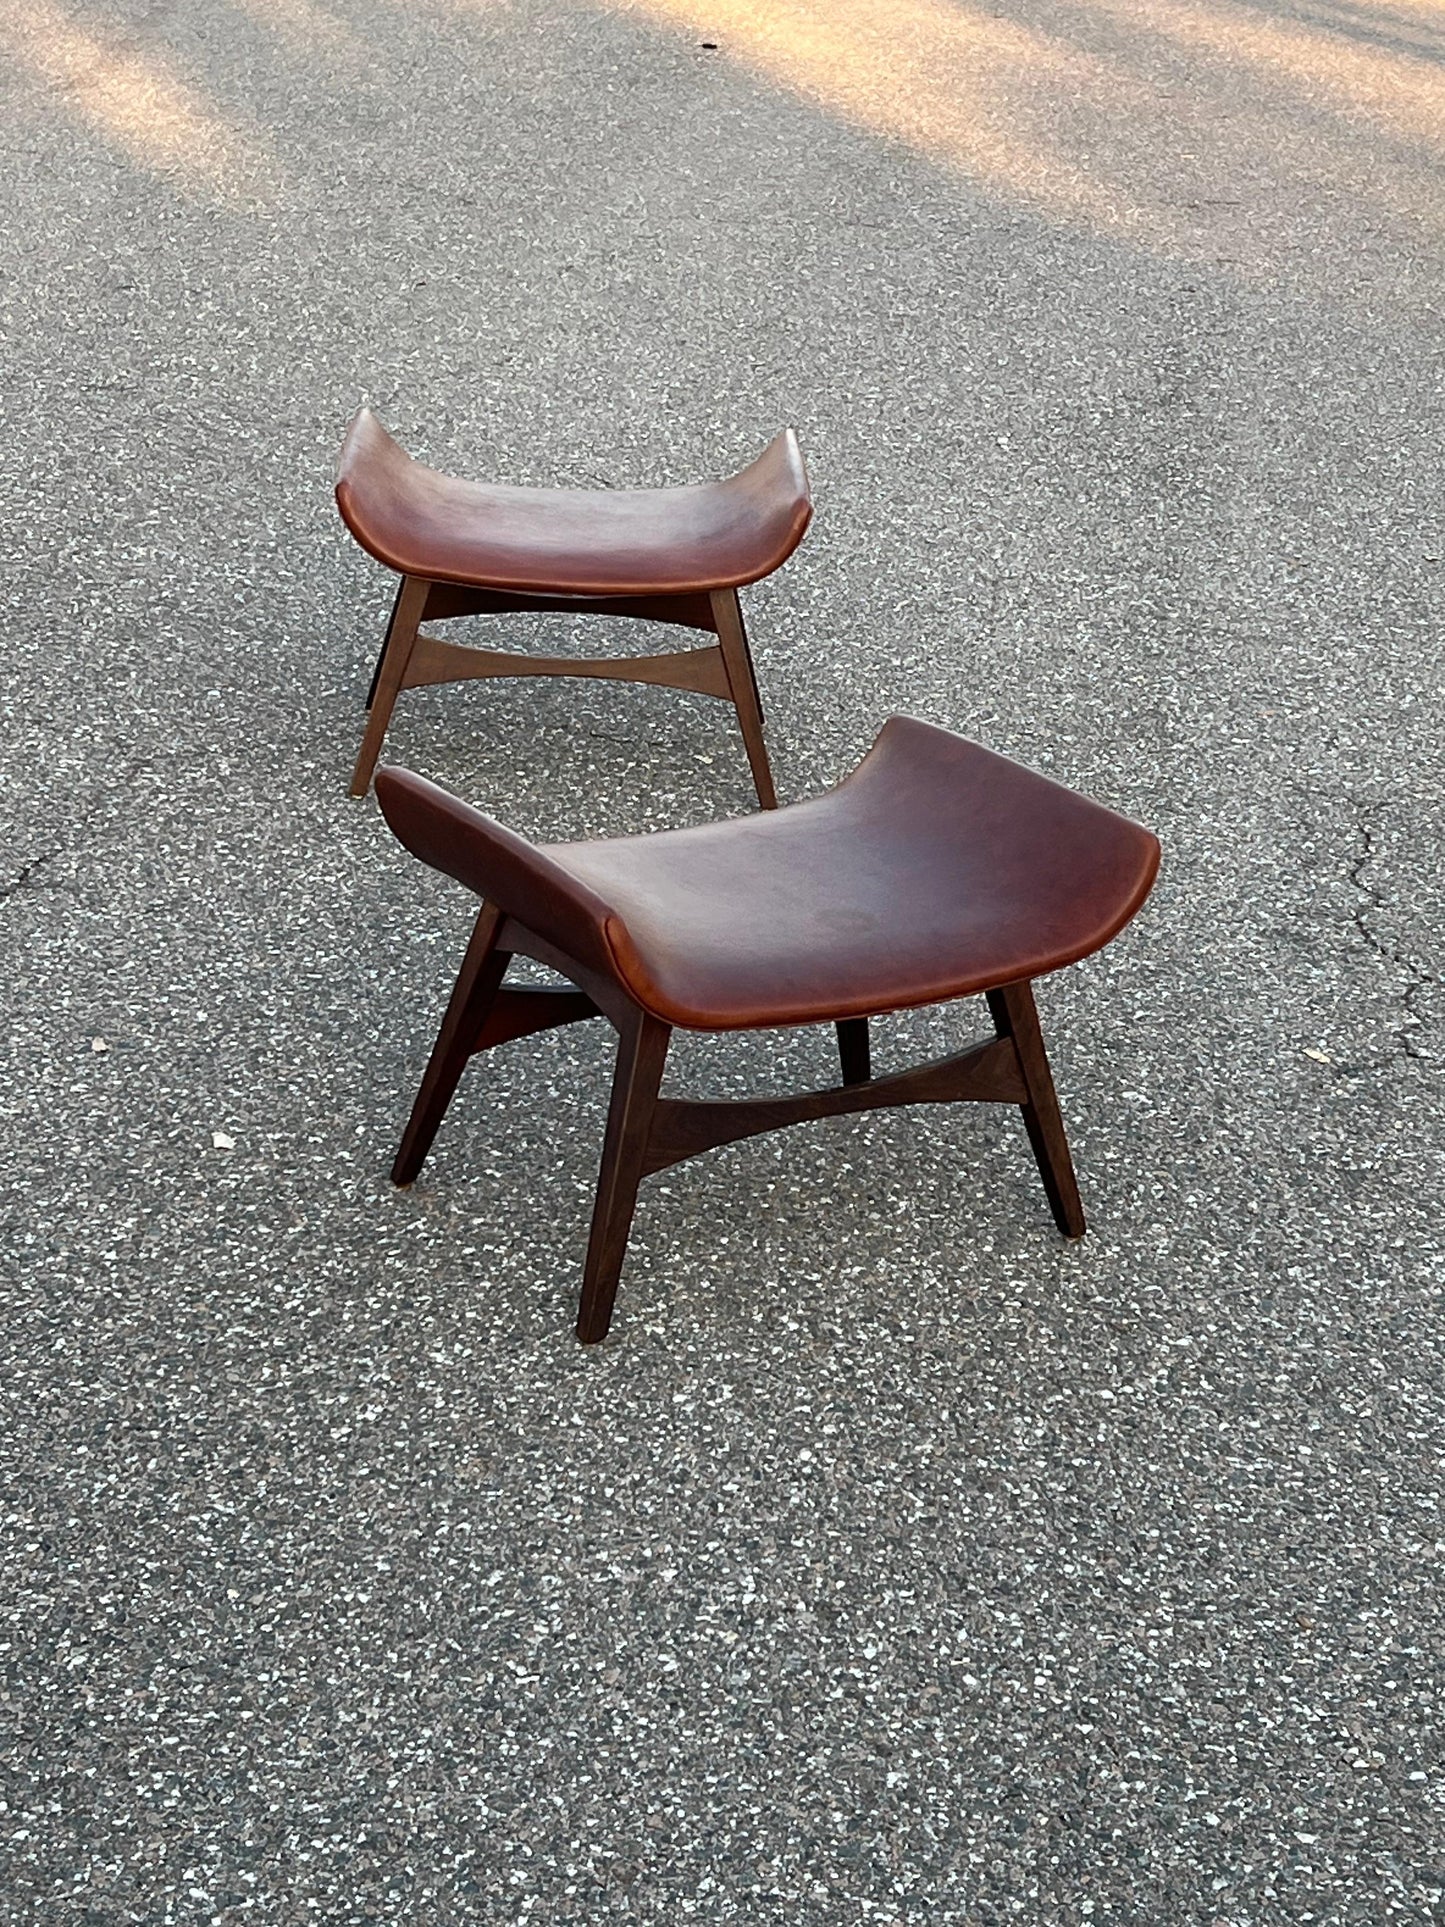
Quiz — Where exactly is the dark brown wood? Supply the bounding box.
[401,628,733,700]
[711,588,777,809]
[641,1033,1025,1178]
[421,582,718,631]
[392,904,510,1184]
[352,579,774,797]
[494,920,641,1032]
[836,1016,871,1086]
[474,984,601,1052]
[576,1011,672,1343]
[365,577,406,710]
[352,573,428,796]
[986,982,1086,1237]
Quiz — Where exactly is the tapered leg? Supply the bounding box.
[986,981,1086,1237]
[351,574,429,797]
[576,1011,672,1343]
[836,1017,871,1086]
[393,905,511,1185]
[365,578,406,710]
[711,589,778,810]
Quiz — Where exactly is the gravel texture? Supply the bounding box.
[1,0,1442,1919]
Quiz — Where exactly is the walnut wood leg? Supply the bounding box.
[836,1017,871,1086]
[711,588,778,810]
[365,577,406,711]
[393,904,510,1185]
[576,1010,672,1343]
[986,981,1086,1238]
[351,574,428,797]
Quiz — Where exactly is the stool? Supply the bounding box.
[336,409,812,806]
[375,717,1161,1342]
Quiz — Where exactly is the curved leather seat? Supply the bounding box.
[336,408,813,597]
[376,716,1160,1031]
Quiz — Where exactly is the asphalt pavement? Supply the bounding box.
[2,0,1442,1918]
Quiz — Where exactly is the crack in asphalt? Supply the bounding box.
[0,846,65,903]
[1338,817,1431,1073]
[0,762,150,906]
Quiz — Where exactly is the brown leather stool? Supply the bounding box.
[374,717,1160,1342]
[336,410,812,805]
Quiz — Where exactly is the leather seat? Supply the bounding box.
[336,407,812,598]
[377,716,1160,1030]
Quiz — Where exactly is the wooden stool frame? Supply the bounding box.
[351,577,776,807]
[392,903,1086,1343]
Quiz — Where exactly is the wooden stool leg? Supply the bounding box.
[577,1011,671,1343]
[351,574,429,797]
[986,982,1086,1237]
[393,905,510,1184]
[365,578,406,710]
[836,1017,871,1086]
[711,589,778,810]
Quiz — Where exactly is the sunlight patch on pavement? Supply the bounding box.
[619,0,1445,272]
[1090,0,1445,148]
[618,0,1155,232]
[8,0,280,204]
